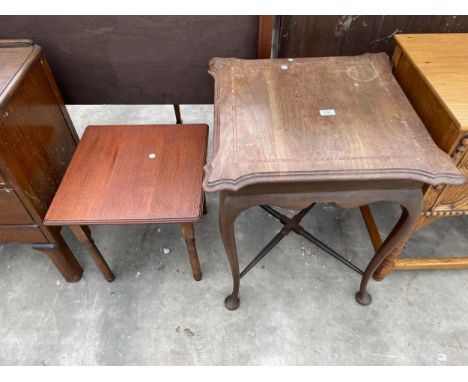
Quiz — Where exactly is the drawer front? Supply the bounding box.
[0,224,47,244]
[433,149,468,212]
[0,182,34,224]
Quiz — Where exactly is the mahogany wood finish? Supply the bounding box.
[204,54,463,309]
[362,34,468,279]
[45,124,208,282]
[0,40,82,282]
[45,124,207,225]
[70,225,115,282]
[180,222,202,281]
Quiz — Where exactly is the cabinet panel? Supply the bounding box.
[0,58,76,219]
[0,225,46,243]
[0,185,34,224]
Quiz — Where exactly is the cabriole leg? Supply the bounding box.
[219,192,252,310]
[356,188,423,305]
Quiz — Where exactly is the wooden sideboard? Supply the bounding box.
[361,34,468,279]
[0,40,82,281]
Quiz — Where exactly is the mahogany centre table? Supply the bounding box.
[203,53,464,310]
[44,124,208,282]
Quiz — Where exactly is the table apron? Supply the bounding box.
[220,185,424,212]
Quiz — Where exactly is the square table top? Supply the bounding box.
[203,53,464,192]
[394,33,468,131]
[45,124,208,225]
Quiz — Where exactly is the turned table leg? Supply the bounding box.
[356,188,423,305]
[69,225,115,282]
[179,222,202,281]
[33,228,83,282]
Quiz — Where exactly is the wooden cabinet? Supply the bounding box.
[369,34,468,279]
[0,40,82,281]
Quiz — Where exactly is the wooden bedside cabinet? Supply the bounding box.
[0,40,82,281]
[362,34,468,279]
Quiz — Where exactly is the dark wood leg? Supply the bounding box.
[174,104,182,124]
[33,231,83,282]
[219,192,256,310]
[69,225,115,282]
[179,222,202,281]
[356,188,423,305]
[203,194,208,215]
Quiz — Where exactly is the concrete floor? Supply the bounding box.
[0,105,467,365]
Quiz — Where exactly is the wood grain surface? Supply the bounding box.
[45,124,208,225]
[204,53,464,192]
[394,256,468,270]
[394,34,468,131]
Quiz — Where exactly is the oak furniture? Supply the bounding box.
[45,124,208,281]
[362,34,468,279]
[203,54,464,310]
[0,40,83,282]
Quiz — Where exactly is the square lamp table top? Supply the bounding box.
[45,124,208,225]
[203,53,464,192]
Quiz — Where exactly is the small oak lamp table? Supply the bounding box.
[44,124,208,282]
[203,53,464,310]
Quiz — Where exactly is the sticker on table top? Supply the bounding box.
[320,109,336,116]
